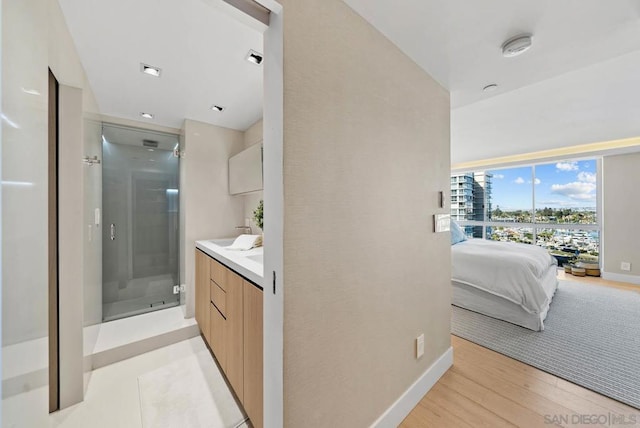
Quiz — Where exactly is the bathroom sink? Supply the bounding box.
[246,253,263,264]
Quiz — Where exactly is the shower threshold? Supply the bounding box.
[102,295,180,322]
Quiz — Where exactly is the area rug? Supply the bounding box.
[138,349,246,428]
[451,280,640,409]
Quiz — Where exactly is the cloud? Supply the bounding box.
[577,171,596,183]
[514,177,525,184]
[556,161,579,172]
[528,178,541,185]
[550,181,596,201]
[493,174,505,179]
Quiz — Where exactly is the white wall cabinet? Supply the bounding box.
[229,142,263,195]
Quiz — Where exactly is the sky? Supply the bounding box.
[488,159,597,211]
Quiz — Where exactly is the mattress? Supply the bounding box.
[451,239,559,331]
[452,264,558,331]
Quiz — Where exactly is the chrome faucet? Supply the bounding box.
[235,226,252,235]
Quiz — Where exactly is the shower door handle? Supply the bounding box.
[110,223,116,241]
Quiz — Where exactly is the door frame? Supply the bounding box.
[48,68,60,413]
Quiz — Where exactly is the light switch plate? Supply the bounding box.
[434,214,450,233]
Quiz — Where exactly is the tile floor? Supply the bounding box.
[2,337,246,428]
[3,307,198,400]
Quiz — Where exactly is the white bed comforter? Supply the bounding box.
[452,239,558,314]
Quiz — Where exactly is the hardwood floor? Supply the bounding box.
[401,274,639,428]
[557,269,640,294]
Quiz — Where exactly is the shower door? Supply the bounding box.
[102,124,180,321]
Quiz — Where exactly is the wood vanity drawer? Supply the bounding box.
[210,302,226,370]
[210,258,227,290]
[210,280,226,317]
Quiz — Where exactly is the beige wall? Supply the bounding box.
[82,118,103,327]
[58,85,85,407]
[2,0,101,347]
[244,118,263,148]
[50,0,104,332]
[181,119,246,317]
[603,152,640,279]
[243,119,264,233]
[280,1,451,426]
[2,0,102,419]
[2,0,49,348]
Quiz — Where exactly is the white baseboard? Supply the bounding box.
[371,347,454,428]
[602,271,640,285]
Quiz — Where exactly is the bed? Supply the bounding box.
[451,225,558,331]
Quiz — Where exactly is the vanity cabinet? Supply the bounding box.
[224,269,244,402]
[243,280,264,428]
[209,300,226,370]
[195,249,263,428]
[195,249,210,343]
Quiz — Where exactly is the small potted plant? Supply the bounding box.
[253,199,263,231]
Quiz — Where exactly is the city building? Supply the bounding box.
[450,174,474,221]
[451,172,493,237]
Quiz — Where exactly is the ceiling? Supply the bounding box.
[60,0,640,163]
[344,0,640,163]
[343,0,640,108]
[58,0,263,131]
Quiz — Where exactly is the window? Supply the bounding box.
[488,166,532,223]
[534,160,597,225]
[451,158,600,260]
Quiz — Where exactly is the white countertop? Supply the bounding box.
[196,238,264,288]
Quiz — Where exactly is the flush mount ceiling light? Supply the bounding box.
[501,34,533,58]
[245,50,263,65]
[140,112,154,119]
[210,105,225,112]
[483,83,498,92]
[140,63,162,77]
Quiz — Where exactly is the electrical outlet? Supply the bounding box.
[621,262,631,271]
[173,285,180,294]
[416,334,424,359]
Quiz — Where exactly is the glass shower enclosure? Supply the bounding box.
[101,124,180,321]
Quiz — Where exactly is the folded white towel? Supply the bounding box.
[225,234,262,251]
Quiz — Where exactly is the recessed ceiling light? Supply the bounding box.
[483,84,498,92]
[502,35,532,58]
[140,63,162,77]
[140,112,154,119]
[245,50,263,65]
[210,105,225,112]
